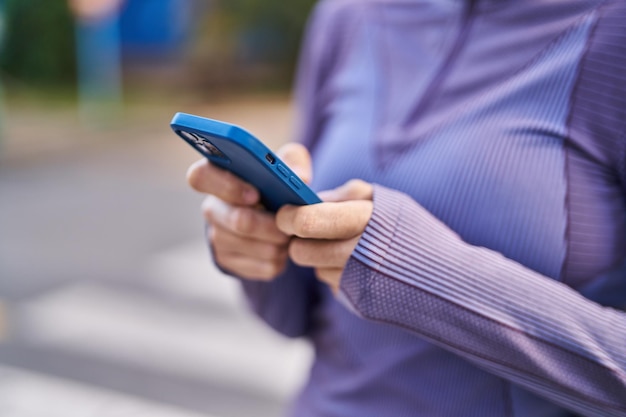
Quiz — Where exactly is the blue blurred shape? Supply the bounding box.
[120,0,194,58]
[77,15,121,97]
[76,7,122,126]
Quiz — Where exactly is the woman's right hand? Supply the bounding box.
[186,143,313,281]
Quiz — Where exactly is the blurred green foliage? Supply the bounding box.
[0,0,316,92]
[0,0,76,88]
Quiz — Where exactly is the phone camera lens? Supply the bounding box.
[205,142,225,158]
[179,130,229,163]
[197,136,228,161]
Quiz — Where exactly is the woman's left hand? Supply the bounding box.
[276,179,374,293]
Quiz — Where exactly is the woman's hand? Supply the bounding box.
[276,180,374,292]
[187,143,313,281]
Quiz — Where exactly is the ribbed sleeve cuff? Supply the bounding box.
[339,183,466,316]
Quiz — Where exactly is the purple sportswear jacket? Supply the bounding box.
[234,0,626,415]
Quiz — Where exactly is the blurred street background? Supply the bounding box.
[0,1,316,416]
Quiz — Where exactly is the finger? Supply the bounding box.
[213,251,288,281]
[318,179,373,202]
[276,200,373,239]
[315,268,342,293]
[187,159,259,205]
[276,143,313,184]
[203,196,289,244]
[289,236,360,268]
[211,224,288,262]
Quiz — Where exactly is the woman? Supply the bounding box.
[187,0,626,415]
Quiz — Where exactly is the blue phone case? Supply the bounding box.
[171,112,321,212]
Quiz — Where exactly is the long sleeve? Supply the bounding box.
[339,185,626,416]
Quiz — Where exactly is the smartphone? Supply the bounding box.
[171,112,321,212]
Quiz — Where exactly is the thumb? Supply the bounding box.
[318,179,373,202]
[276,143,313,184]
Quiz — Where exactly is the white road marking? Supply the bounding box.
[16,240,313,400]
[0,364,217,417]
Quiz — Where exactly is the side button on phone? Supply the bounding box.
[289,176,302,189]
[277,164,289,177]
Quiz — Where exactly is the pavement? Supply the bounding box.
[0,93,313,417]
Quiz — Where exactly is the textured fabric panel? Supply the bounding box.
[568,0,626,174]
[292,288,516,417]
[564,0,626,287]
